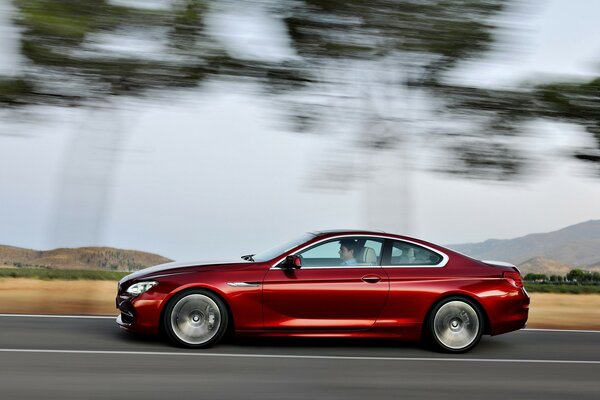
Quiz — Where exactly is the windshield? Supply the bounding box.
[252,232,316,262]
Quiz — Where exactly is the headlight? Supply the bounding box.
[126,281,158,296]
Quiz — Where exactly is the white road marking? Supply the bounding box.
[0,348,598,364]
[523,328,600,334]
[0,314,116,319]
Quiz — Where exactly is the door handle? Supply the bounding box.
[361,275,382,283]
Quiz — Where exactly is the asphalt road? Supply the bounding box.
[0,315,599,399]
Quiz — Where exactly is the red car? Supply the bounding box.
[116,230,529,352]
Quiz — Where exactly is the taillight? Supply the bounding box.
[503,271,523,288]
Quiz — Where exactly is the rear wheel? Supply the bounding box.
[426,297,483,353]
[163,289,228,348]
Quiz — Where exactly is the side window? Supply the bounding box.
[300,240,340,263]
[390,241,443,266]
[297,237,383,267]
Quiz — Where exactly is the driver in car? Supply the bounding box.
[339,239,358,266]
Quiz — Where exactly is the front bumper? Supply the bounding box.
[115,290,163,335]
[116,313,130,328]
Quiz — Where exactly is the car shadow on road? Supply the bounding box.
[229,336,427,350]
[111,324,515,355]
[223,335,515,356]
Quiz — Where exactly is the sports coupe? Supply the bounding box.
[116,230,529,352]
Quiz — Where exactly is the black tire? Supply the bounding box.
[425,296,484,353]
[163,289,229,348]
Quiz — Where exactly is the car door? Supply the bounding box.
[379,238,449,326]
[262,237,389,330]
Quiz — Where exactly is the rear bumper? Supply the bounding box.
[488,288,530,336]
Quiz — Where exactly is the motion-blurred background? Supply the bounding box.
[1,0,600,262]
[2,6,600,400]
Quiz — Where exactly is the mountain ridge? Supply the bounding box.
[447,219,600,272]
[0,245,171,271]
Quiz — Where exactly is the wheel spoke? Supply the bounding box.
[433,301,479,350]
[170,294,222,345]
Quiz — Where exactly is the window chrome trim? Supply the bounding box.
[379,264,446,268]
[274,265,382,270]
[269,234,448,270]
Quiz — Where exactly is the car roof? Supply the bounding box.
[308,230,437,246]
[311,229,388,236]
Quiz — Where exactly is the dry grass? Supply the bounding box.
[0,279,599,330]
[527,292,600,330]
[0,278,117,315]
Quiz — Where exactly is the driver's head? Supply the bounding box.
[339,239,357,261]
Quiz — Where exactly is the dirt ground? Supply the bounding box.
[526,292,600,330]
[0,279,598,330]
[0,278,118,315]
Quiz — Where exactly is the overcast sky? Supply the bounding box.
[1,0,600,260]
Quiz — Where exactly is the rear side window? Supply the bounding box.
[390,240,443,266]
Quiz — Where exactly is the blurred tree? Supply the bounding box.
[3,0,600,178]
[567,268,586,283]
[272,0,530,181]
[264,0,535,230]
[2,0,216,105]
[0,0,312,108]
[535,77,600,172]
[0,0,600,173]
[0,0,224,246]
[524,273,548,282]
[275,0,600,179]
[444,76,600,177]
[2,0,600,239]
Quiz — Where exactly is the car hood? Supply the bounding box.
[121,259,250,282]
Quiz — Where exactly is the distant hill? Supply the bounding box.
[447,220,600,270]
[589,261,600,269]
[516,257,600,277]
[0,245,171,271]
[517,257,574,276]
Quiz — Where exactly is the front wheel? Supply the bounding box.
[426,297,483,353]
[163,289,228,348]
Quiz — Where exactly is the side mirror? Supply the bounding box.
[284,255,302,269]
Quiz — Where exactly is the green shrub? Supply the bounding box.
[0,268,128,281]
[524,283,600,294]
